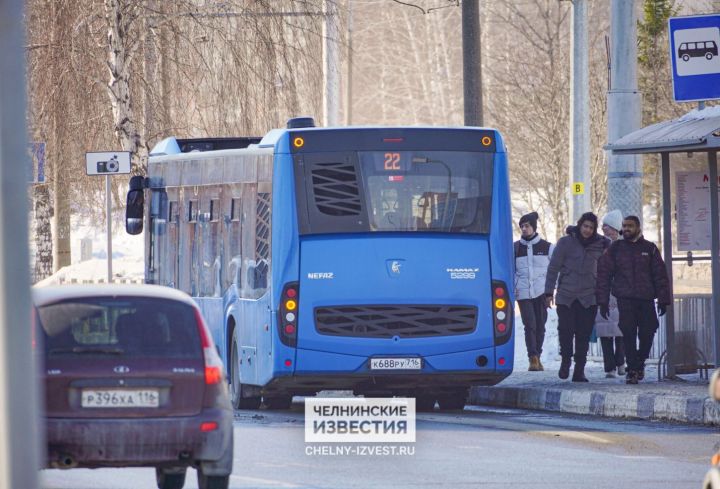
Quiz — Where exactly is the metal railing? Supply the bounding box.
[589,294,715,368]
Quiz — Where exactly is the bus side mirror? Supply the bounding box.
[126,176,145,235]
[710,368,720,402]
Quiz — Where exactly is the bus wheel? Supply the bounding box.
[415,396,436,412]
[682,54,690,61]
[707,52,714,60]
[436,391,468,411]
[263,396,293,410]
[230,330,261,410]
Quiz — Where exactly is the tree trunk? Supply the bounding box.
[105,0,147,174]
[51,0,71,271]
[33,184,53,282]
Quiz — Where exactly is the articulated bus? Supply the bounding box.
[126,118,514,411]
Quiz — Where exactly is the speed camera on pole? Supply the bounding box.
[85,151,131,283]
[85,151,131,175]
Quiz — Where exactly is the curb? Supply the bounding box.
[468,386,720,426]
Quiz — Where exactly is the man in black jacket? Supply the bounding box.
[596,216,671,384]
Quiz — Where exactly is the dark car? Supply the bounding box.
[34,284,233,489]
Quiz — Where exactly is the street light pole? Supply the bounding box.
[570,0,590,221]
[462,0,483,126]
[323,0,340,127]
[607,0,642,219]
[0,0,41,487]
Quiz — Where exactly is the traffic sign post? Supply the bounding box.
[27,142,45,184]
[668,14,720,102]
[85,152,131,283]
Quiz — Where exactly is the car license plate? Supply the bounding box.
[81,389,159,408]
[370,358,422,370]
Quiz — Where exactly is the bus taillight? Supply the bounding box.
[279,282,299,347]
[492,281,512,346]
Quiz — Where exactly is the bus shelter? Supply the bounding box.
[606,106,720,379]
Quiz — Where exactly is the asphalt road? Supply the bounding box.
[41,404,717,489]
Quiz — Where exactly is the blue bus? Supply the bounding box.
[126,118,514,410]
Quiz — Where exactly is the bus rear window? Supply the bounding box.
[295,151,493,234]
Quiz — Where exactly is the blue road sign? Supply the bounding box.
[27,142,45,184]
[669,14,720,102]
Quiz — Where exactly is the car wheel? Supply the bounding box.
[415,396,436,412]
[436,391,467,411]
[263,395,293,410]
[682,54,690,61]
[230,328,261,409]
[197,470,230,489]
[707,52,714,60]
[156,468,186,489]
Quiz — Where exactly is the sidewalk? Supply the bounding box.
[468,362,719,426]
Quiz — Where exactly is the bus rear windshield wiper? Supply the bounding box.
[49,346,125,355]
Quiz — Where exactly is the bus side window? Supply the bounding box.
[225,193,243,292]
[251,191,271,295]
[147,190,167,283]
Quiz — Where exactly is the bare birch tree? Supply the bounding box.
[26,0,326,277]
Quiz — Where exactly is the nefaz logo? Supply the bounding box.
[308,272,335,280]
[446,268,479,280]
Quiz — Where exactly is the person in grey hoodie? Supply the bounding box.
[545,212,609,382]
[514,211,554,372]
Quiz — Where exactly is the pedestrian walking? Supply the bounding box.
[545,212,609,382]
[595,210,626,378]
[514,211,554,372]
[596,216,671,384]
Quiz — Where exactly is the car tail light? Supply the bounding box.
[200,421,218,432]
[278,282,299,347]
[492,281,512,346]
[194,308,223,385]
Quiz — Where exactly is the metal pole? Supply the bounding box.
[661,152,676,377]
[607,0,642,219]
[345,1,353,126]
[323,0,340,127]
[0,0,41,486]
[462,0,483,126]
[710,150,720,369]
[570,0,590,221]
[107,174,112,283]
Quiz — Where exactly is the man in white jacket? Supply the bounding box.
[514,212,554,371]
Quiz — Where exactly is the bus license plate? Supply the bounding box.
[81,389,159,408]
[370,358,422,370]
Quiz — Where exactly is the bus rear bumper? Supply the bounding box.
[265,346,512,395]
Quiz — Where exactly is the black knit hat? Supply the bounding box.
[519,211,539,231]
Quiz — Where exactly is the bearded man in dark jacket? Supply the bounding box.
[545,212,609,382]
[596,215,671,384]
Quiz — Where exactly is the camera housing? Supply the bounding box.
[97,156,120,173]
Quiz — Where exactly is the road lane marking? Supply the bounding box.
[230,474,302,487]
[416,413,612,444]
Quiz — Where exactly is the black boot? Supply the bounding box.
[558,357,571,380]
[572,363,588,382]
[626,370,639,384]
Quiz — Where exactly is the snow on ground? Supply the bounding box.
[513,307,561,371]
[35,216,144,286]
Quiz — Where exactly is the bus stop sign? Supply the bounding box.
[669,14,720,102]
